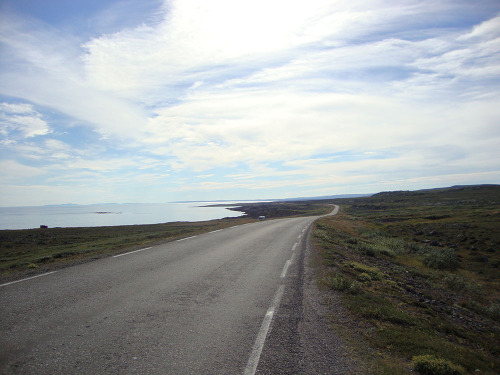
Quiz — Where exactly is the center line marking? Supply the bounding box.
[113,247,152,258]
[176,235,197,242]
[244,284,285,375]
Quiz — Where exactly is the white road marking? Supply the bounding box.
[244,223,309,374]
[244,284,285,375]
[0,271,57,288]
[280,259,291,279]
[280,251,297,279]
[176,235,197,242]
[113,247,152,258]
[209,229,222,233]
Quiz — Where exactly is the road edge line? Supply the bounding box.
[243,284,286,375]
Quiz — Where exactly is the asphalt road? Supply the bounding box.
[0,207,347,374]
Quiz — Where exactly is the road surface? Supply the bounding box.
[0,206,349,374]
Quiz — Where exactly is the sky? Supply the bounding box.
[1,0,499,206]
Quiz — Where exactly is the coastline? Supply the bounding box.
[0,202,333,283]
[0,216,255,284]
[0,202,244,231]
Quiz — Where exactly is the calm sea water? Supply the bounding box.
[0,203,245,230]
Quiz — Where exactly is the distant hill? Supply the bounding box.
[296,184,500,205]
[170,185,500,205]
[277,193,372,202]
[172,195,371,204]
[371,184,500,199]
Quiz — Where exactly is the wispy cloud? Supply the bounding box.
[0,102,51,138]
[0,0,499,205]
[0,12,148,139]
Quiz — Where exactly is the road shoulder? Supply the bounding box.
[254,220,359,374]
[298,225,359,374]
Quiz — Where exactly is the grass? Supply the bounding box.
[0,218,246,282]
[0,201,332,283]
[412,355,465,375]
[313,185,500,374]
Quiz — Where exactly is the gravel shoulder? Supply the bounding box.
[255,219,360,374]
[298,229,360,374]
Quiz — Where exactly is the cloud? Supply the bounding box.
[0,102,36,114]
[87,0,165,35]
[0,102,51,138]
[0,160,45,181]
[81,0,429,102]
[1,0,499,205]
[143,87,471,169]
[0,13,148,139]
[459,14,500,40]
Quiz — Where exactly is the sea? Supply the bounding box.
[0,202,247,230]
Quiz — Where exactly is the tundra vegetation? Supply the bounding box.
[313,185,499,374]
[0,202,330,282]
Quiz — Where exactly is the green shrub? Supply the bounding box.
[314,229,332,243]
[358,272,372,283]
[325,275,361,294]
[381,237,408,254]
[360,230,380,239]
[324,275,347,291]
[329,275,350,291]
[423,248,459,270]
[355,242,377,256]
[348,280,362,295]
[361,304,413,325]
[346,262,384,280]
[353,240,396,258]
[412,355,464,375]
[379,247,396,257]
[407,242,425,254]
[442,273,467,290]
[346,237,358,244]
